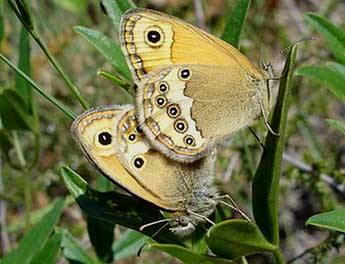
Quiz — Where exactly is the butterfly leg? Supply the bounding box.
[216,195,251,222]
[259,99,280,136]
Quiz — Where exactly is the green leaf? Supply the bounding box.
[327,119,345,134]
[221,0,251,48]
[59,228,97,264]
[0,89,36,132]
[2,198,64,264]
[87,218,114,263]
[74,26,132,81]
[0,129,13,156]
[16,26,32,111]
[305,13,345,64]
[206,220,276,259]
[306,210,345,233]
[53,0,87,14]
[148,243,232,264]
[0,4,4,43]
[101,0,136,30]
[296,63,345,100]
[30,232,63,264]
[113,230,147,261]
[252,44,298,244]
[60,166,182,245]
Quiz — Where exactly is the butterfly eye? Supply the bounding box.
[155,95,167,107]
[174,119,188,133]
[128,133,136,142]
[178,68,192,80]
[133,156,145,170]
[98,132,112,145]
[167,104,180,118]
[145,26,164,47]
[159,82,169,93]
[136,126,143,134]
[184,135,195,146]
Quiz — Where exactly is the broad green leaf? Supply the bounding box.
[296,63,345,100]
[16,26,32,111]
[101,0,136,30]
[0,89,36,132]
[306,210,345,233]
[206,220,276,259]
[30,232,63,264]
[327,119,345,134]
[61,166,182,245]
[305,13,345,64]
[53,0,87,14]
[87,217,114,262]
[221,0,251,48]
[113,230,147,261]
[252,44,298,244]
[74,26,132,81]
[59,228,97,264]
[148,243,233,264]
[2,199,64,264]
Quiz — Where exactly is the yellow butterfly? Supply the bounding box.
[120,8,274,163]
[71,105,218,236]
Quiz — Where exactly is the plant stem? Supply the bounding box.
[12,131,32,229]
[0,53,77,120]
[273,248,286,264]
[30,31,89,109]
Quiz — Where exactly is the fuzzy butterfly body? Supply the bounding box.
[72,105,218,236]
[120,8,272,162]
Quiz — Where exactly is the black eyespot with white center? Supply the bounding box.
[128,133,136,142]
[98,132,112,145]
[136,126,143,134]
[144,26,164,47]
[155,95,167,108]
[159,82,169,93]
[178,68,192,80]
[174,119,188,133]
[133,157,145,169]
[167,104,180,118]
[184,135,195,146]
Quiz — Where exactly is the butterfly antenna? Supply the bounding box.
[137,221,171,257]
[139,218,173,232]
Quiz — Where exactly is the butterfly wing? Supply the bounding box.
[113,105,215,209]
[136,64,269,162]
[120,8,264,82]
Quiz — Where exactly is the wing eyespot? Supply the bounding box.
[174,119,188,133]
[144,25,165,48]
[97,131,112,146]
[178,67,192,81]
[184,135,195,146]
[132,156,145,170]
[158,81,169,93]
[167,104,180,118]
[155,95,167,108]
[128,133,136,142]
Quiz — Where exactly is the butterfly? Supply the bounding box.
[120,8,274,163]
[71,105,218,236]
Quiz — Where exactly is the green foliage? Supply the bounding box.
[112,230,147,261]
[1,199,64,264]
[307,210,345,233]
[101,0,135,30]
[206,220,276,259]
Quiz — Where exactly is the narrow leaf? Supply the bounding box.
[59,228,97,264]
[306,210,345,233]
[101,0,136,30]
[206,220,276,259]
[0,4,4,43]
[61,166,182,245]
[113,230,147,261]
[74,26,131,81]
[252,44,298,244]
[2,199,64,264]
[296,63,345,100]
[327,119,345,134]
[221,0,251,48]
[148,243,233,264]
[305,13,345,64]
[30,232,63,264]
[87,217,114,263]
